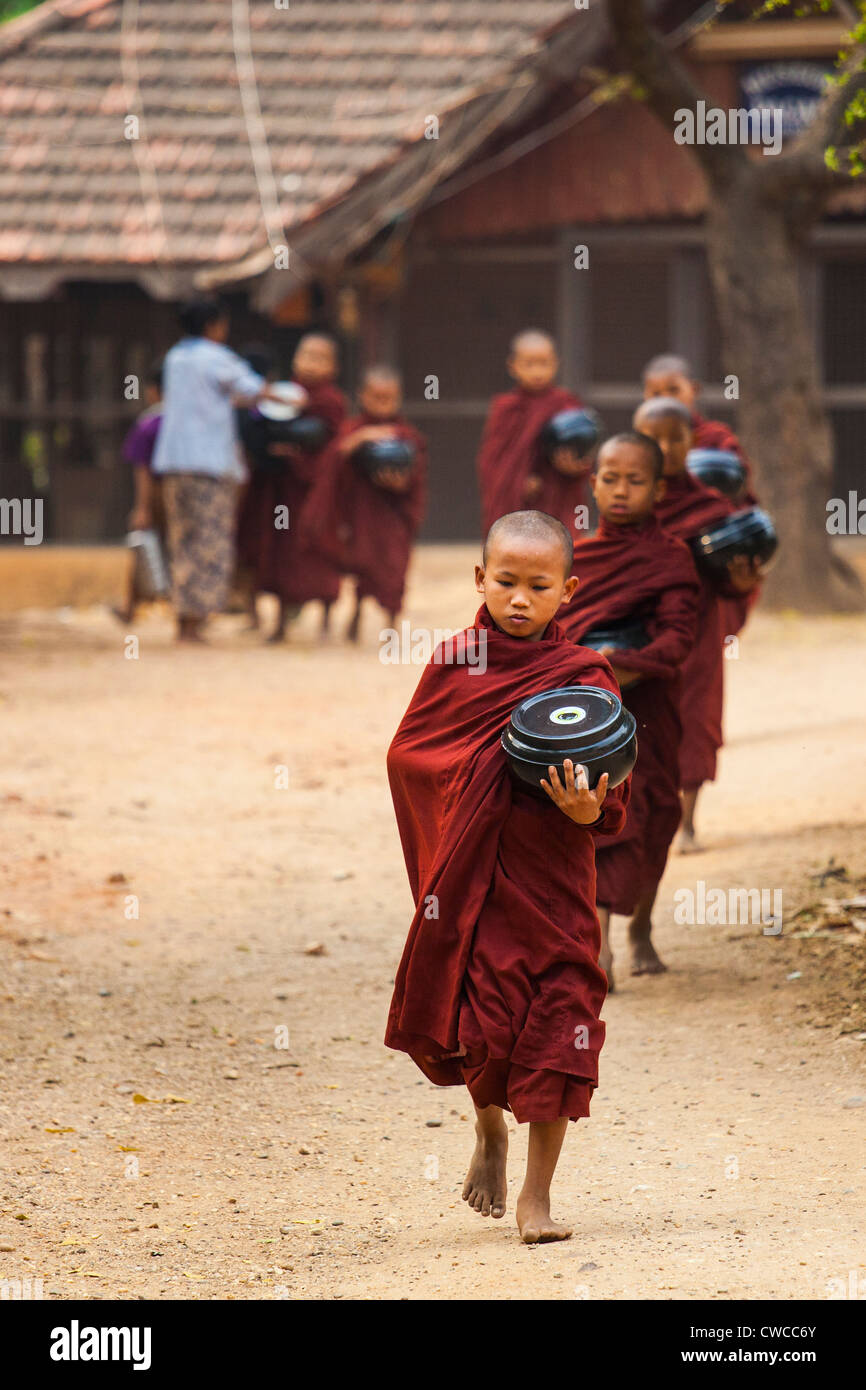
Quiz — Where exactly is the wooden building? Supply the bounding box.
[1,0,863,543]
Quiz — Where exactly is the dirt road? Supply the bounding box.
[1,546,864,1300]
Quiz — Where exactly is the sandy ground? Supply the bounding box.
[1,544,865,1302]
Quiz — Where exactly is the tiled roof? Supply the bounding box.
[0,0,579,270]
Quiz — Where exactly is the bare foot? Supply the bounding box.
[630,936,667,976]
[676,827,705,854]
[599,943,615,994]
[462,1121,508,1219]
[516,1194,572,1244]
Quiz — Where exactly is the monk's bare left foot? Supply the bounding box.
[629,936,667,976]
[676,827,704,855]
[462,1117,508,1219]
[516,1194,572,1244]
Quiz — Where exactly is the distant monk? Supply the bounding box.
[558,432,699,988]
[237,333,347,643]
[641,353,757,504]
[476,330,588,536]
[386,510,629,1244]
[302,366,427,641]
[642,351,761,641]
[634,397,762,853]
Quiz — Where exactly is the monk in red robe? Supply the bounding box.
[633,397,763,852]
[236,333,347,642]
[476,330,589,537]
[642,351,761,640]
[300,366,427,641]
[386,510,629,1243]
[558,431,700,987]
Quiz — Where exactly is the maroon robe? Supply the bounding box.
[385,606,629,1123]
[236,378,347,604]
[655,472,741,789]
[558,516,700,914]
[692,410,761,637]
[300,413,427,615]
[476,385,588,536]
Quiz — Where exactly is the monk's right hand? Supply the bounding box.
[540,759,608,825]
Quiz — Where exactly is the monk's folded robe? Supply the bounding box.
[236,379,347,605]
[655,473,742,789]
[476,385,586,536]
[558,516,700,915]
[300,414,427,614]
[385,605,630,1123]
[691,410,761,639]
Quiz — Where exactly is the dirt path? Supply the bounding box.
[1,546,864,1301]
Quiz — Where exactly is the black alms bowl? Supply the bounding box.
[581,616,650,653]
[502,685,637,798]
[690,506,778,576]
[687,448,746,499]
[539,408,602,460]
[354,437,416,479]
[265,414,330,452]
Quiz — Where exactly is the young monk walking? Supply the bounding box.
[641,351,762,644]
[476,330,588,537]
[633,397,762,852]
[385,511,630,1243]
[237,332,347,642]
[300,366,427,641]
[557,432,700,988]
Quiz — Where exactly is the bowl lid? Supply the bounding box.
[543,408,601,446]
[687,448,745,475]
[259,381,306,421]
[358,437,415,464]
[507,685,625,752]
[694,506,776,553]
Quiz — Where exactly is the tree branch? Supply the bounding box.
[785,40,866,164]
[607,0,745,181]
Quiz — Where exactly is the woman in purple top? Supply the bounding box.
[116,358,165,623]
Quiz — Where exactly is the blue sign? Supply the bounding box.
[739,61,830,139]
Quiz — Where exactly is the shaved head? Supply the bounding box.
[510,328,557,357]
[297,331,337,356]
[598,429,665,481]
[362,363,401,388]
[634,396,693,430]
[642,353,695,383]
[483,509,573,576]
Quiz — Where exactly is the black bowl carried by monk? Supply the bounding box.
[689,506,778,576]
[267,413,330,452]
[686,448,746,499]
[581,615,650,653]
[539,408,602,462]
[501,685,637,798]
[354,437,416,479]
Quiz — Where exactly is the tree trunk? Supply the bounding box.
[704,163,862,611]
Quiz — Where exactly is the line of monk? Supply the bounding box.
[235,334,427,644]
[386,333,766,1243]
